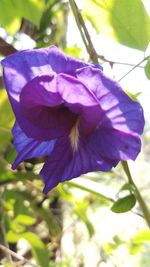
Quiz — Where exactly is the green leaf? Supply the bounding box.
[0,167,40,185]
[124,90,141,102]
[109,0,150,50]
[82,0,150,51]
[14,0,45,28]
[4,145,17,164]
[39,5,53,31]
[0,89,14,150]
[0,0,21,34]
[39,207,61,237]
[145,58,150,79]
[6,227,50,267]
[0,0,45,34]
[111,194,136,213]
[15,214,36,226]
[73,199,95,237]
[64,46,82,58]
[133,230,150,243]
[75,207,95,237]
[6,231,20,243]
[10,221,25,234]
[14,199,36,226]
[0,166,15,185]
[119,183,135,192]
[22,232,49,267]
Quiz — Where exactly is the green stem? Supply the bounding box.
[65,180,114,202]
[69,0,89,50]
[122,161,150,228]
[0,244,38,267]
[118,56,150,82]
[69,0,99,63]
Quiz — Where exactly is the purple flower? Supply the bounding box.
[1,46,144,193]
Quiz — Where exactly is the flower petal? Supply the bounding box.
[41,135,118,193]
[57,74,103,134]
[12,122,56,169]
[89,127,141,161]
[76,67,144,135]
[1,46,89,140]
[1,46,90,103]
[19,75,77,140]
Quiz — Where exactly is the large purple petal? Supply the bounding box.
[76,67,144,135]
[1,46,90,102]
[12,122,56,169]
[41,135,118,193]
[1,46,91,140]
[18,75,77,140]
[12,73,102,141]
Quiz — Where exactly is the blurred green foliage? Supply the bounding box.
[0,0,150,266]
[0,0,45,34]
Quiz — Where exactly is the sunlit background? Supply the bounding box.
[0,0,150,267]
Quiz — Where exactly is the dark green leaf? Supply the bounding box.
[39,6,52,31]
[4,145,16,164]
[111,194,136,213]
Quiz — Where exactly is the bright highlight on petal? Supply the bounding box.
[1,46,145,193]
[69,118,80,152]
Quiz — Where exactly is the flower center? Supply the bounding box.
[69,118,80,152]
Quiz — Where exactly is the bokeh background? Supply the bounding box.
[0,0,150,266]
